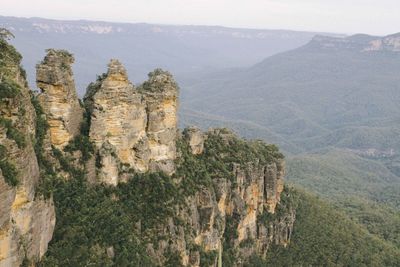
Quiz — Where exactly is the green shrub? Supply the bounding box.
[38,128,289,266]
[0,79,21,99]
[0,145,18,186]
[0,118,26,148]
[31,95,57,199]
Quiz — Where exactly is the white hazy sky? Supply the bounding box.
[2,0,400,35]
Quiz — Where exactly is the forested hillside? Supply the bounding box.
[180,33,400,251]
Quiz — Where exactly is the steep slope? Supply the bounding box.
[180,32,400,250]
[286,149,400,203]
[1,30,400,266]
[0,42,293,266]
[84,61,179,182]
[38,127,293,266]
[0,32,55,266]
[182,33,400,147]
[36,49,83,149]
[262,190,400,266]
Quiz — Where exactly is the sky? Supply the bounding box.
[1,0,400,35]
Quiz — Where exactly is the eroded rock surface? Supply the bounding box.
[36,49,83,149]
[85,61,178,184]
[144,130,295,267]
[0,42,55,267]
[1,40,293,266]
[183,127,205,155]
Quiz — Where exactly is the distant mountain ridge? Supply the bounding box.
[179,32,400,246]
[1,37,400,266]
[181,31,400,153]
[0,15,339,95]
[307,33,400,52]
[1,15,321,38]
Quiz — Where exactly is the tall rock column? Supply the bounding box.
[85,63,179,185]
[141,69,179,175]
[85,60,148,185]
[36,49,83,149]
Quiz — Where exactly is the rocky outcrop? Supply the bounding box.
[309,33,400,52]
[84,61,178,185]
[84,60,147,184]
[0,41,55,266]
[364,33,400,52]
[190,132,292,265]
[183,127,205,155]
[36,49,83,149]
[1,39,293,266]
[140,69,179,174]
[146,130,295,266]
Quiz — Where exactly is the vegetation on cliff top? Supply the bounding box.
[0,28,26,81]
[36,122,400,266]
[0,30,28,187]
[38,127,284,266]
[3,34,399,266]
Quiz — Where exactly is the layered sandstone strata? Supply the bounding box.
[36,49,83,149]
[85,61,178,185]
[0,44,55,267]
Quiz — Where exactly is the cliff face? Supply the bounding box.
[84,61,178,185]
[364,33,400,52]
[36,49,83,149]
[145,129,295,266]
[2,40,293,266]
[0,39,55,266]
[309,33,400,52]
[141,69,178,174]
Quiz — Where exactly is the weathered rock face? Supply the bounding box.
[85,60,147,185]
[146,130,295,267]
[0,40,293,266]
[85,61,178,185]
[183,127,205,155]
[36,49,83,149]
[310,33,400,52]
[189,134,292,265]
[364,34,400,52]
[0,41,55,266]
[141,69,179,174]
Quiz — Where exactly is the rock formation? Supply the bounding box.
[140,68,179,174]
[36,49,83,149]
[310,33,400,52]
[150,129,295,266]
[0,40,55,266]
[84,61,178,185]
[1,40,293,266]
[365,33,400,52]
[183,127,205,155]
[136,130,295,266]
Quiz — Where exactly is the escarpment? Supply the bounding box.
[173,129,295,266]
[0,38,55,266]
[1,40,295,267]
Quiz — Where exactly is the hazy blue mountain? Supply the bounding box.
[181,33,400,154]
[0,15,332,95]
[2,16,400,250]
[179,33,400,245]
